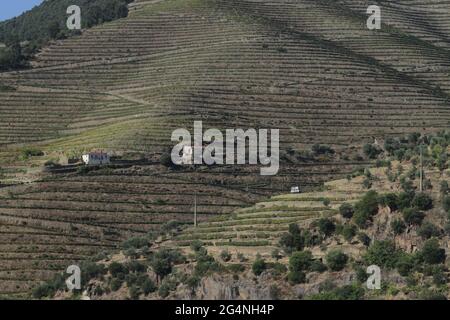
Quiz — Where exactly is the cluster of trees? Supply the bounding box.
[364,239,446,279]
[340,189,434,232]
[384,131,448,171]
[0,0,133,71]
[0,40,24,70]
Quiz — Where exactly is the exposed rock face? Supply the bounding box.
[170,272,273,300]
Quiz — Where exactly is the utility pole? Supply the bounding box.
[419,145,423,192]
[194,193,197,228]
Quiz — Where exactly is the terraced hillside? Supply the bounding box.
[170,163,426,255]
[164,160,449,284]
[0,0,450,297]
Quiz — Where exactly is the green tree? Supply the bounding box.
[391,219,406,235]
[420,239,446,264]
[412,193,433,210]
[402,208,425,226]
[317,218,335,237]
[364,240,399,269]
[325,250,348,271]
[339,203,354,219]
[252,257,266,276]
[417,222,440,239]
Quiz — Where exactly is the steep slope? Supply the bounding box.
[0,0,450,297]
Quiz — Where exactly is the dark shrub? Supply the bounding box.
[312,144,335,155]
[341,224,356,242]
[412,193,433,210]
[357,232,371,246]
[339,203,354,219]
[122,237,148,250]
[397,192,415,210]
[317,218,335,237]
[363,144,382,159]
[391,219,406,235]
[279,223,304,253]
[402,208,425,225]
[220,250,232,262]
[417,222,440,239]
[190,240,204,252]
[395,253,416,277]
[420,239,446,264]
[287,270,306,284]
[364,240,399,269]
[110,278,122,291]
[150,249,185,281]
[353,191,379,228]
[289,251,313,272]
[109,262,128,277]
[443,196,450,212]
[325,250,348,271]
[378,193,399,211]
[310,260,327,273]
[252,257,267,276]
[142,278,157,295]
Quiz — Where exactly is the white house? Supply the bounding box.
[82,151,110,166]
[291,186,300,193]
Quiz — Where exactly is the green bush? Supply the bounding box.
[252,257,267,276]
[357,232,371,246]
[310,260,327,273]
[80,261,106,285]
[353,191,379,228]
[287,270,306,284]
[150,249,185,281]
[378,193,399,211]
[364,240,399,269]
[420,239,446,265]
[417,222,440,239]
[363,144,382,159]
[340,224,356,242]
[395,253,417,277]
[443,196,450,212]
[317,218,335,237]
[312,144,335,155]
[391,219,406,235]
[440,181,449,195]
[397,192,415,210]
[32,274,65,299]
[325,250,348,271]
[402,208,425,225]
[142,278,157,295]
[109,262,128,277]
[122,237,148,250]
[20,148,44,159]
[289,251,313,272]
[279,223,304,254]
[339,203,354,219]
[412,193,433,210]
[220,250,232,262]
[190,240,204,252]
[110,278,122,291]
[125,261,147,273]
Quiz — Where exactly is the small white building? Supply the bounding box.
[291,186,300,193]
[82,151,110,166]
